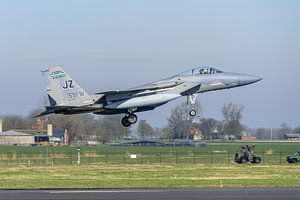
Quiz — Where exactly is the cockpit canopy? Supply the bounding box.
[176,67,223,76]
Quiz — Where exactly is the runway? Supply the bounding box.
[0,188,299,200]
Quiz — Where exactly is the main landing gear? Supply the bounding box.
[121,114,138,127]
[187,94,198,117]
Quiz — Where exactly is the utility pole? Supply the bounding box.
[270,128,273,141]
[77,147,81,165]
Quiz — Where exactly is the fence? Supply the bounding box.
[0,151,294,166]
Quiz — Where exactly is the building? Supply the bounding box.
[31,118,47,131]
[285,134,300,140]
[32,129,69,146]
[193,130,204,141]
[0,130,34,146]
[0,120,34,145]
[241,135,257,141]
[0,119,69,146]
[51,130,69,146]
[190,127,204,141]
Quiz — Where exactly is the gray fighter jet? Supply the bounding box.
[37,66,262,127]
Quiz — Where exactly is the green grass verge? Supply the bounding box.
[1,142,299,154]
[0,164,300,189]
[0,142,299,166]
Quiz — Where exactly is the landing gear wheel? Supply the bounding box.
[189,109,197,117]
[121,117,131,127]
[127,114,138,124]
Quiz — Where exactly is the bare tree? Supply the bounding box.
[137,120,154,138]
[1,115,30,131]
[167,101,202,139]
[199,118,218,139]
[152,127,163,138]
[279,122,291,134]
[222,103,244,139]
[101,115,131,141]
[222,103,243,122]
[161,126,173,141]
[278,122,291,139]
[256,128,269,140]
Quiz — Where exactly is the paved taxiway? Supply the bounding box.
[0,188,299,200]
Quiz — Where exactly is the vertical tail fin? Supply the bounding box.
[45,66,92,106]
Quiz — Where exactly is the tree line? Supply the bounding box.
[0,102,297,143]
[162,102,244,140]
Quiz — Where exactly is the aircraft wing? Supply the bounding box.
[45,105,78,109]
[95,81,184,96]
[180,83,202,96]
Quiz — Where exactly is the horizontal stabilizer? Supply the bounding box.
[34,109,55,118]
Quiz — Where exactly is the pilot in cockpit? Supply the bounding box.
[199,67,215,75]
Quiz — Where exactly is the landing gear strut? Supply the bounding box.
[187,94,198,117]
[121,114,138,127]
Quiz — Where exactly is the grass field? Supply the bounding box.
[0,164,300,189]
[0,143,299,189]
[0,142,299,166]
[1,142,299,154]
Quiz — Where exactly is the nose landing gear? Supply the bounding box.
[187,94,198,117]
[189,109,197,117]
[121,114,138,127]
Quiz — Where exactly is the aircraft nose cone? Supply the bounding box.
[238,74,263,86]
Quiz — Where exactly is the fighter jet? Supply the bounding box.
[37,66,262,127]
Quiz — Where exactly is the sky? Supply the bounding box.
[0,0,299,129]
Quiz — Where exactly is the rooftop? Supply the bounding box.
[0,130,33,137]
